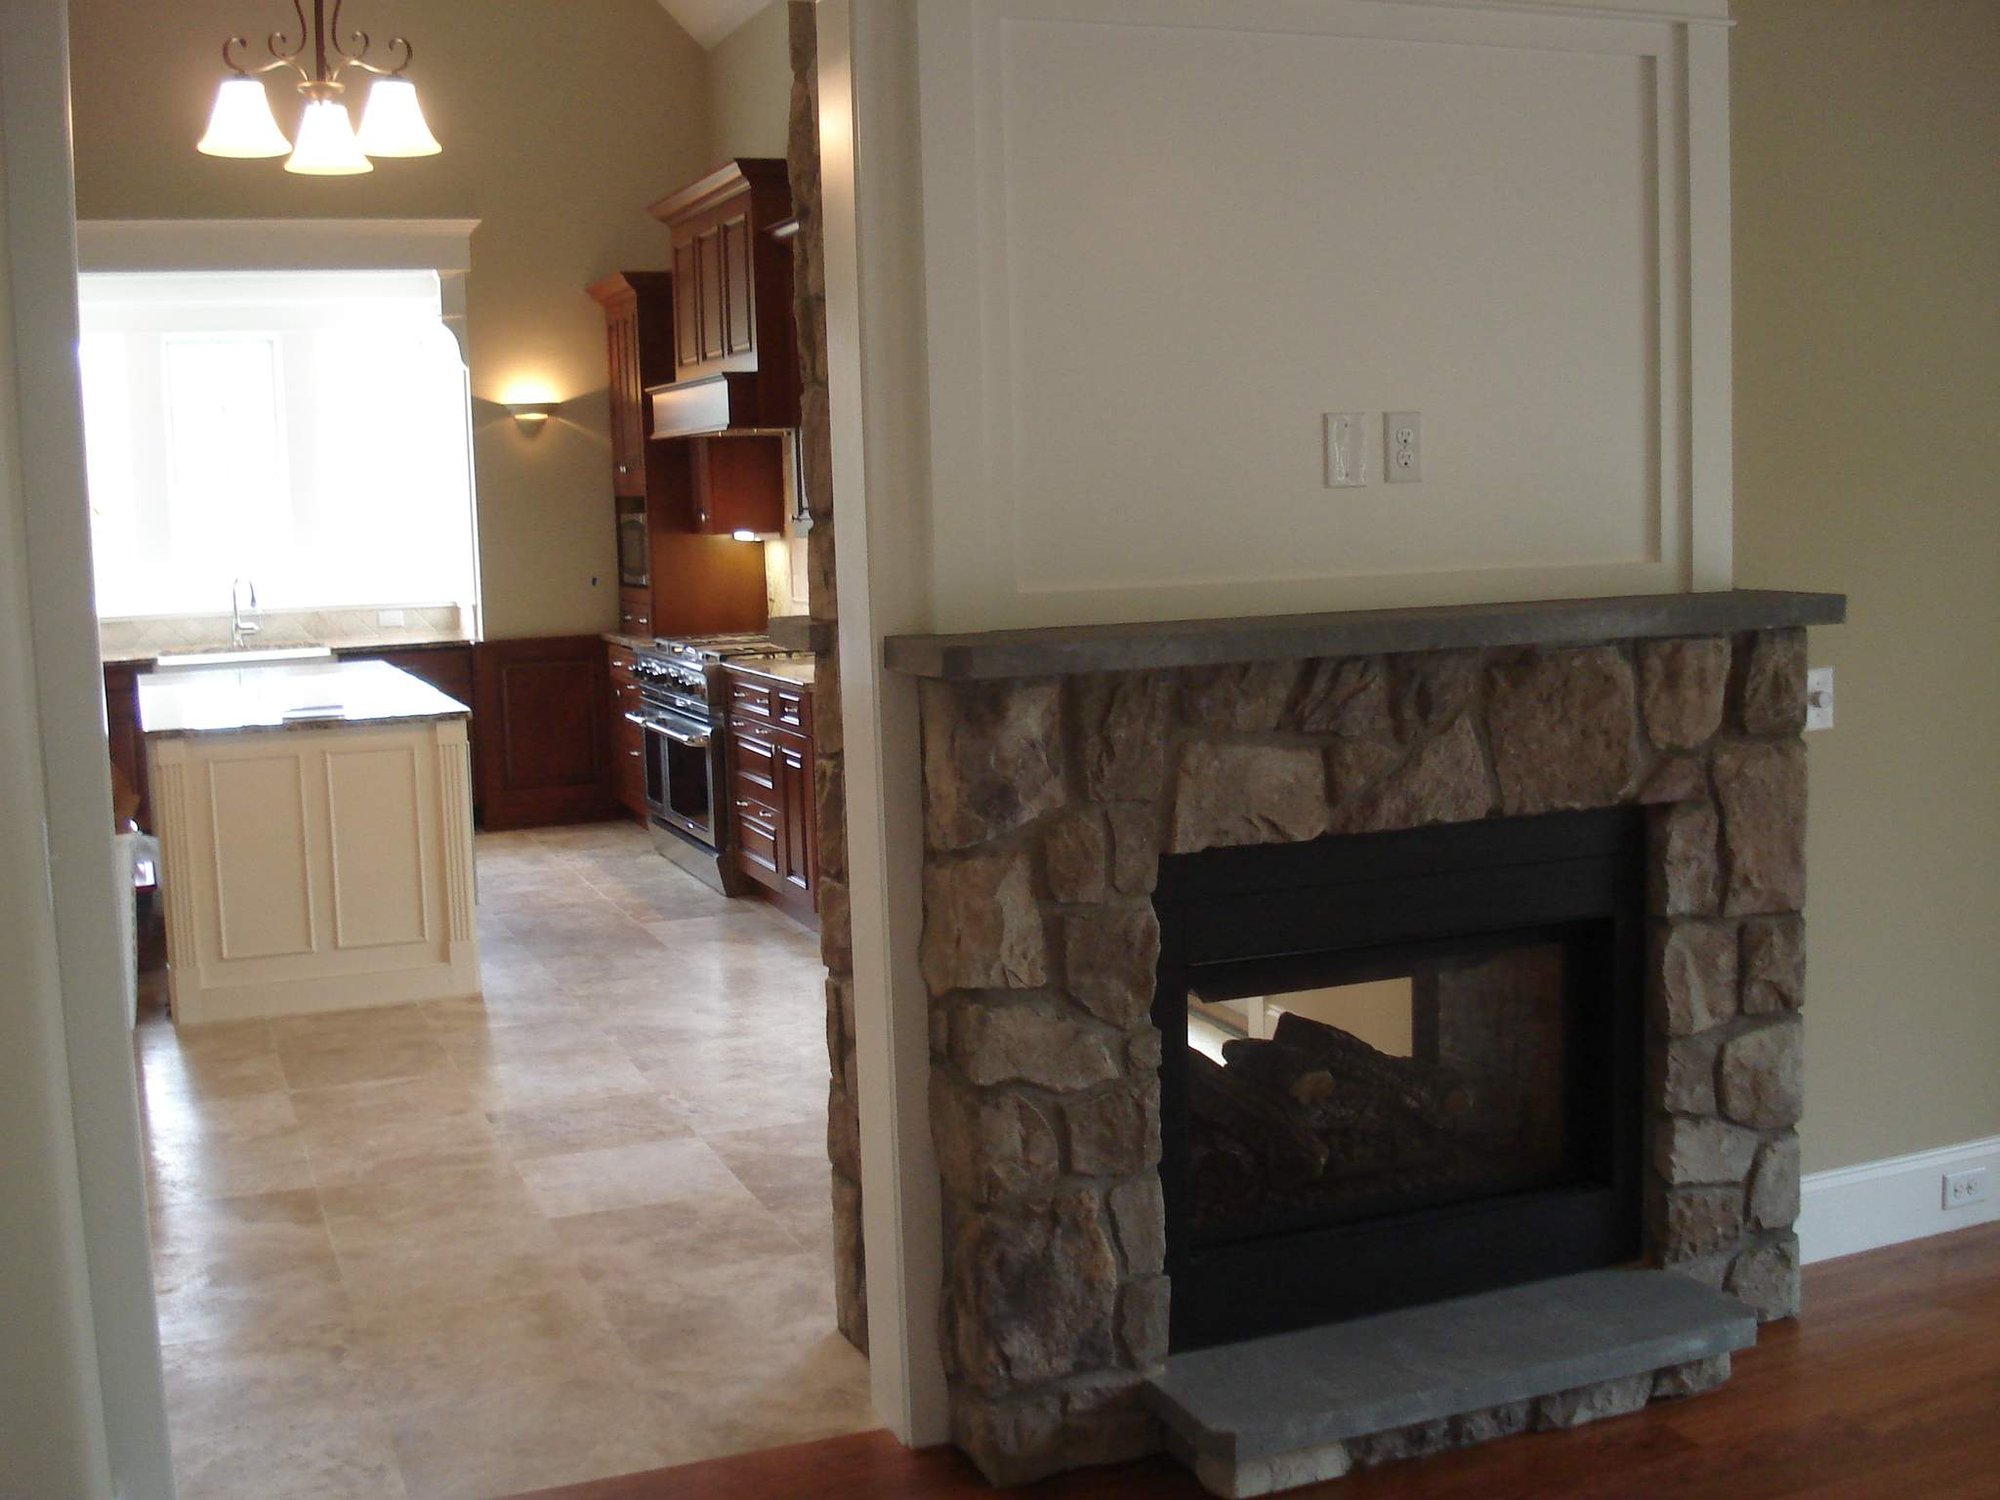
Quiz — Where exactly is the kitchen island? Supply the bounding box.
[140,659,478,1025]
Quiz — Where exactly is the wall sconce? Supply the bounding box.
[505,400,559,431]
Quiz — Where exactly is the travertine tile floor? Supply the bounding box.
[135,821,874,1500]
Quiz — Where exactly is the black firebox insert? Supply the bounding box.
[1153,808,1645,1352]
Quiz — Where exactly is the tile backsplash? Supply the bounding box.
[100,604,471,662]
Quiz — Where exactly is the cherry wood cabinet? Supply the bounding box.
[586,273,677,503]
[618,586,653,640]
[473,636,617,831]
[590,265,777,635]
[682,435,786,537]
[103,665,149,831]
[340,643,474,706]
[648,159,801,433]
[723,664,817,927]
[606,642,648,825]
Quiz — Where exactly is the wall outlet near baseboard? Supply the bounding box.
[1943,1167,1989,1210]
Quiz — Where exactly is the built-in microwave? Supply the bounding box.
[617,511,648,588]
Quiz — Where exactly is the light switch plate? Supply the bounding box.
[1323,413,1368,487]
[1805,666,1834,731]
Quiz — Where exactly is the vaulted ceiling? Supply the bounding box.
[655,0,770,49]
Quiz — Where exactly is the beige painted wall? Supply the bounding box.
[1732,0,2000,1172]
[708,0,792,162]
[65,0,712,640]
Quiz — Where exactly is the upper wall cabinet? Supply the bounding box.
[587,272,677,502]
[648,159,801,434]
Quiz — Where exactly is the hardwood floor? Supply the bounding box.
[509,1221,2000,1500]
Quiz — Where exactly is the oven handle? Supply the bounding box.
[629,711,711,750]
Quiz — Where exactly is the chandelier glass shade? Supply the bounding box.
[196,1,441,175]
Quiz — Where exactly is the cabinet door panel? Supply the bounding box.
[673,241,700,372]
[473,637,614,830]
[734,804,781,877]
[775,733,812,894]
[696,228,726,364]
[611,306,644,494]
[721,213,755,360]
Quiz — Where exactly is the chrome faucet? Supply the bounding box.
[230,577,260,649]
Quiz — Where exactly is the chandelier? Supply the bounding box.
[197,1,441,175]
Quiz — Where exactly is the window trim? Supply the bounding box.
[75,218,480,357]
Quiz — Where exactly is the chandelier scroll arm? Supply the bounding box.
[220,30,310,86]
[330,6,414,82]
[336,36,414,79]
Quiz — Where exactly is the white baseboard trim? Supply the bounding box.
[1797,1135,2000,1264]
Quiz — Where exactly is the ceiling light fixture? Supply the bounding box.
[197,1,441,175]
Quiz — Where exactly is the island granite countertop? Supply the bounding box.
[138,659,470,738]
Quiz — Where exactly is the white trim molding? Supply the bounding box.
[1798,1136,2000,1265]
[74,218,482,355]
[74,217,480,274]
[915,0,1736,631]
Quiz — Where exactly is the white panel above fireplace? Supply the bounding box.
[917,0,1734,630]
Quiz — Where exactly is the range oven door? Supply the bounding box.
[638,708,718,849]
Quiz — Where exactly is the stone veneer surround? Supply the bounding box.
[914,628,1815,1486]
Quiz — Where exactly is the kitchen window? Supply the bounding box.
[77,268,478,624]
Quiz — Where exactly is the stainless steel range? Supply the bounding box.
[629,633,807,892]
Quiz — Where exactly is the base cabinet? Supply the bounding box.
[607,642,648,824]
[150,715,479,1024]
[104,665,150,830]
[473,637,617,831]
[723,665,816,926]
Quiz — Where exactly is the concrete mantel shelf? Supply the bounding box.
[884,590,1847,681]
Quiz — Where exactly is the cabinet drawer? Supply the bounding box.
[730,720,778,786]
[733,799,781,875]
[731,774,781,826]
[614,744,647,819]
[608,644,637,677]
[609,678,646,719]
[613,709,644,757]
[773,684,809,731]
[726,676,774,721]
[618,586,652,639]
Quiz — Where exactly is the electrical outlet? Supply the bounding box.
[1806,666,1834,731]
[377,608,406,628]
[1943,1167,1989,1210]
[1323,413,1368,487]
[1385,411,1421,483]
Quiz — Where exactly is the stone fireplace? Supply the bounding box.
[893,592,1842,1491]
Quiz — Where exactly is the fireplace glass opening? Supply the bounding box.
[1185,938,1575,1242]
[1155,810,1645,1351]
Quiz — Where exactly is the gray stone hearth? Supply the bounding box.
[894,593,1840,1490]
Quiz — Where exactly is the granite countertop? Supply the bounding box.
[106,637,473,670]
[729,657,816,687]
[138,660,470,738]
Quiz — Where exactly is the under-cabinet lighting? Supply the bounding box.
[731,529,759,542]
